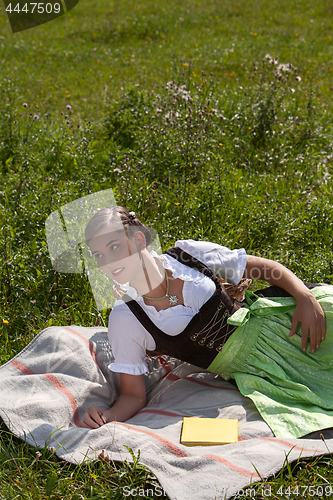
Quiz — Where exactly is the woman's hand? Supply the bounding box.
[79,373,146,429]
[289,291,326,353]
[244,255,326,352]
[80,406,109,429]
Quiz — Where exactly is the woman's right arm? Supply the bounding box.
[80,372,146,429]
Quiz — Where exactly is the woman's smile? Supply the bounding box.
[111,267,125,277]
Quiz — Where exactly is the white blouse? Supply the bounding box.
[108,239,247,375]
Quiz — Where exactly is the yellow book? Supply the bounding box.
[180,417,238,446]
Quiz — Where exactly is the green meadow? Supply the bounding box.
[1,0,333,497]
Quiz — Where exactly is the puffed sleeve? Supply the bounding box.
[107,302,156,375]
[174,239,247,285]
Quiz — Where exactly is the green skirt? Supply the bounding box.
[208,285,333,438]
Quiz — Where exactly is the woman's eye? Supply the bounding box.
[111,244,119,251]
[94,253,103,260]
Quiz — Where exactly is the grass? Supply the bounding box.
[1,0,333,119]
[1,0,333,497]
[0,420,165,499]
[232,445,333,499]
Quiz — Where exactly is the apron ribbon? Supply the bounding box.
[227,290,297,327]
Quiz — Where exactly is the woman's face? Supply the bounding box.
[88,223,145,284]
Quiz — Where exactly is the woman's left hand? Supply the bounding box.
[244,256,326,353]
[289,292,326,353]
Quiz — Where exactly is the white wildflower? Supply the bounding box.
[277,63,290,73]
[177,85,191,102]
[165,111,180,121]
[165,81,174,91]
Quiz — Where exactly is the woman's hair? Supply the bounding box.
[85,206,152,246]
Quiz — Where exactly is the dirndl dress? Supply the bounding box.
[207,285,333,438]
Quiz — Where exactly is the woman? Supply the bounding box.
[80,206,333,439]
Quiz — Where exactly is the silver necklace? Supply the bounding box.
[142,268,179,306]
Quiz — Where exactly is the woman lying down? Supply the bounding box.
[79,206,333,439]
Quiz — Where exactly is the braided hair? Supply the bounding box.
[85,206,152,247]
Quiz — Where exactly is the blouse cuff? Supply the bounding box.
[108,362,149,375]
[231,248,247,285]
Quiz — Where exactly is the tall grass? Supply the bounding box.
[1,59,333,497]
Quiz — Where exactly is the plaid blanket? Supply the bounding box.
[0,326,332,500]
